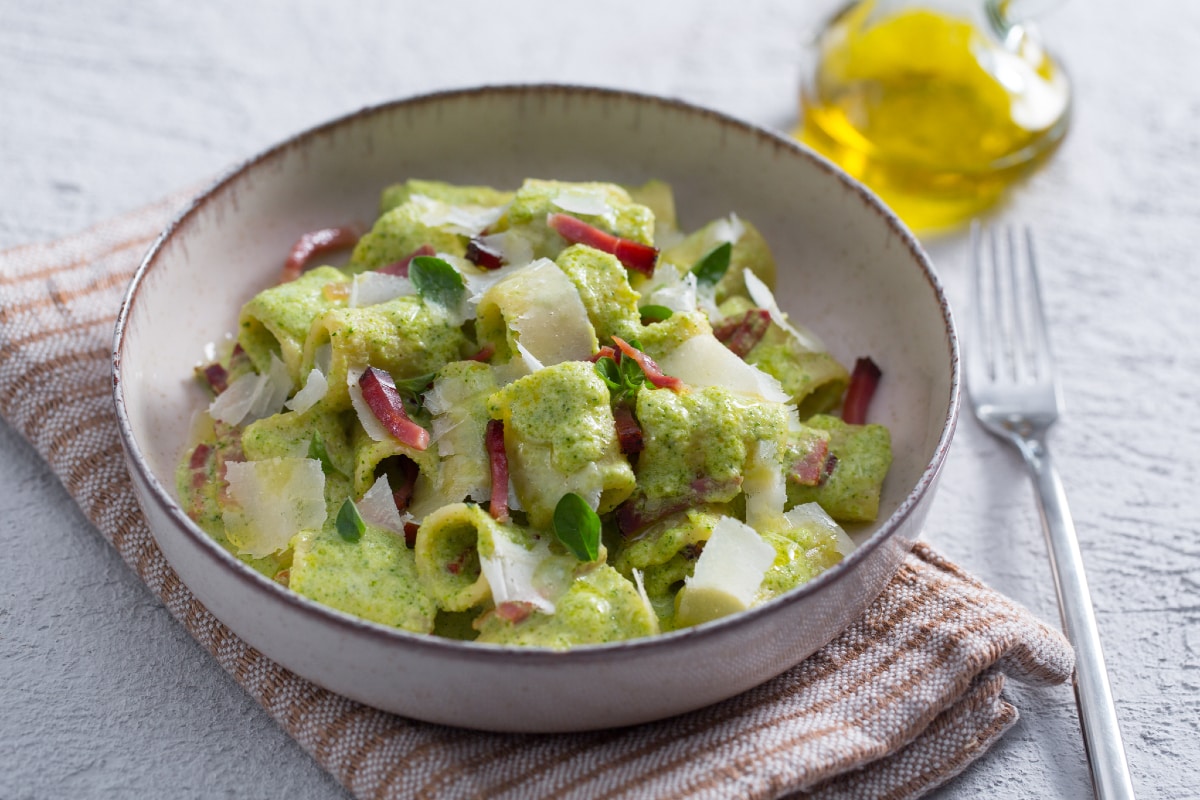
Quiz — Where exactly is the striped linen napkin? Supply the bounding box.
[0,191,1073,800]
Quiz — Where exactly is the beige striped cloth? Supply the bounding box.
[0,192,1074,800]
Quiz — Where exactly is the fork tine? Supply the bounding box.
[1021,226,1056,384]
[1004,225,1033,384]
[969,223,1058,390]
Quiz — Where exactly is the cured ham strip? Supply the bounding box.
[611,337,684,392]
[613,404,644,455]
[280,225,362,283]
[358,367,431,450]
[377,244,435,277]
[547,213,658,275]
[589,345,617,363]
[842,356,882,425]
[485,419,510,522]
[465,237,504,270]
[467,342,496,362]
[788,437,832,486]
[713,308,772,358]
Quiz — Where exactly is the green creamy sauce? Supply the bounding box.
[178,177,893,648]
[786,415,894,521]
[489,362,615,475]
[555,244,643,344]
[635,385,789,502]
[290,524,437,632]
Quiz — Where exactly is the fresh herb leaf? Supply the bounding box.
[410,256,465,310]
[639,304,673,322]
[595,356,623,390]
[553,492,601,562]
[308,432,335,474]
[691,241,732,288]
[594,353,645,404]
[391,371,436,396]
[335,498,365,542]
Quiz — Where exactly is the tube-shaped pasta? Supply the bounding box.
[492,179,656,260]
[413,502,500,612]
[349,200,469,271]
[487,361,635,529]
[474,259,598,366]
[633,385,789,509]
[351,421,439,499]
[290,524,437,633]
[785,414,893,522]
[378,179,513,217]
[238,266,349,383]
[554,244,642,345]
[612,508,724,629]
[408,361,497,520]
[241,404,355,478]
[474,564,659,647]
[301,295,468,411]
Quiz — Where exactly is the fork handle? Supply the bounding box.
[1017,437,1136,800]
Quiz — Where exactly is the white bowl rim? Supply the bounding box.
[112,83,960,666]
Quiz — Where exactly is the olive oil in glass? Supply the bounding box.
[798,0,1071,234]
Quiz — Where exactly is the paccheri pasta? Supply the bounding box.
[178,178,892,648]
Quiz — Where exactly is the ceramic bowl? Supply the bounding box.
[113,85,958,732]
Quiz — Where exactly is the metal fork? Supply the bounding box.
[967,224,1135,800]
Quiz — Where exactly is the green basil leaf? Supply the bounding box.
[335,498,365,543]
[691,241,732,288]
[391,371,436,396]
[619,352,646,389]
[639,304,673,322]
[552,492,601,562]
[308,432,335,474]
[594,357,622,390]
[410,256,466,310]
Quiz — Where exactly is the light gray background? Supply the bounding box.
[1,1,1196,797]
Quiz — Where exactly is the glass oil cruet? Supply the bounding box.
[798,0,1071,234]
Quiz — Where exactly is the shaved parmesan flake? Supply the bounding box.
[285,367,328,414]
[349,272,413,308]
[709,213,745,246]
[428,414,465,452]
[209,353,292,425]
[480,528,558,614]
[409,194,504,237]
[514,340,545,372]
[491,352,536,386]
[743,440,786,530]
[784,502,856,558]
[656,333,789,403]
[462,260,530,306]
[478,231,534,270]
[552,186,612,217]
[222,457,326,558]
[256,355,293,418]
[646,263,699,314]
[347,368,392,442]
[208,371,264,425]
[632,568,659,633]
[743,269,827,353]
[485,259,596,367]
[675,516,775,626]
[358,474,409,535]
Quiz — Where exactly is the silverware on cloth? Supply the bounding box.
[967,223,1137,800]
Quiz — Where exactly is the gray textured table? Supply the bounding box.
[2,1,1196,797]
